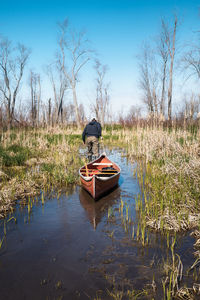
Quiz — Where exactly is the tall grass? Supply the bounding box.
[0,128,84,217]
[104,126,200,299]
[104,127,200,232]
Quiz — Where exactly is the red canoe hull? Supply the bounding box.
[79,154,120,199]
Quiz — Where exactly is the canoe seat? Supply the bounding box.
[96,176,110,180]
[92,163,113,166]
[82,176,91,179]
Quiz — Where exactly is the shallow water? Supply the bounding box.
[0,149,197,299]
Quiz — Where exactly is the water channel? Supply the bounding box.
[0,148,196,299]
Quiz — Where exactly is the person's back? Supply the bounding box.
[82,118,102,161]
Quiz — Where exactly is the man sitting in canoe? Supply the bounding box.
[82,118,102,161]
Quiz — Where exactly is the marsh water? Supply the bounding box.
[0,149,196,299]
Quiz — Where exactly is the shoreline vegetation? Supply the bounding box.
[0,127,84,217]
[0,126,199,228]
[0,125,200,299]
[109,125,200,299]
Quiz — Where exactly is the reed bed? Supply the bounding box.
[109,127,200,232]
[0,128,83,217]
[104,126,200,299]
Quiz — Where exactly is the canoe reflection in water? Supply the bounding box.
[79,186,121,229]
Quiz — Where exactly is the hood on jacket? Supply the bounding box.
[89,120,96,125]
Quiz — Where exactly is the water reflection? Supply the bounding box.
[79,186,121,229]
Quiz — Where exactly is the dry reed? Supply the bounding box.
[0,128,83,217]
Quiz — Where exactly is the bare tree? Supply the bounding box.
[29,70,41,127]
[162,16,178,121]
[126,105,142,124]
[157,19,169,117]
[182,33,200,79]
[0,36,30,128]
[14,98,30,126]
[62,102,77,124]
[91,60,110,127]
[138,44,159,116]
[183,93,200,120]
[65,103,75,123]
[46,63,68,125]
[48,98,52,126]
[57,19,91,128]
[78,103,85,123]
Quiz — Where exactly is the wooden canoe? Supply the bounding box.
[79,153,121,199]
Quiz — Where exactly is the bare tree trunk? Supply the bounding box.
[6,96,11,130]
[138,44,158,115]
[72,85,81,127]
[167,16,177,121]
[160,61,167,116]
[48,98,51,126]
[29,71,41,127]
[102,88,107,127]
[30,71,35,127]
[158,19,169,118]
[37,76,41,127]
[57,96,63,124]
[30,72,34,126]
[168,70,173,121]
[52,74,59,122]
[0,39,30,129]
[92,60,109,126]
[153,88,158,121]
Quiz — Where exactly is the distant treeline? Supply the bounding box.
[0,16,200,130]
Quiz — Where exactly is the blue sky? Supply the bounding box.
[0,0,199,118]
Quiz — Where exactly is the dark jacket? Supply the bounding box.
[82,120,102,143]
